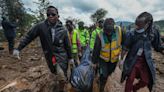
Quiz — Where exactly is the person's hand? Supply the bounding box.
[161,51,164,55]
[78,52,82,57]
[91,63,97,69]
[119,60,124,70]
[69,59,75,67]
[13,49,21,60]
[67,59,74,81]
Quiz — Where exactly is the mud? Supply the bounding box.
[0,44,164,92]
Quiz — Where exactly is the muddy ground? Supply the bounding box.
[0,42,164,92]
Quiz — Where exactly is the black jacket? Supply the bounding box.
[1,19,16,38]
[17,20,72,73]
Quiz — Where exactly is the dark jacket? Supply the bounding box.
[1,19,16,38]
[92,31,121,77]
[121,25,164,85]
[17,20,72,73]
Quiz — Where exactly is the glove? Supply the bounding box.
[91,63,98,70]
[69,59,75,67]
[161,51,164,55]
[78,52,82,57]
[13,49,21,60]
[119,60,124,70]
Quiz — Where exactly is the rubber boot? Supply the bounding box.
[100,76,107,92]
[59,80,66,92]
[9,48,13,55]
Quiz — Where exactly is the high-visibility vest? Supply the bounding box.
[99,25,122,63]
[77,28,89,47]
[90,27,102,49]
[72,30,78,53]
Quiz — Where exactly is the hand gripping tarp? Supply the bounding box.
[70,47,94,91]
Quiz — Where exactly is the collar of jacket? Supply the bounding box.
[45,19,63,27]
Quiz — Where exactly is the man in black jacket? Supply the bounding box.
[13,6,74,92]
[1,17,17,54]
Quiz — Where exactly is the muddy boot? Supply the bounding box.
[0,47,4,50]
[59,80,66,92]
[100,76,107,92]
[100,82,106,92]
[9,48,13,55]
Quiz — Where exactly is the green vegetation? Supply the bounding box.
[154,20,164,36]
[90,8,108,23]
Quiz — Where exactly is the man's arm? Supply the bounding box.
[64,31,72,59]
[17,24,40,51]
[120,32,133,60]
[76,33,82,54]
[92,35,101,64]
[13,23,40,59]
[119,31,132,69]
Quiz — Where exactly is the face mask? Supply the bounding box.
[136,28,144,33]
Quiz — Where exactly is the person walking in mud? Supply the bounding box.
[92,18,122,92]
[13,6,74,92]
[1,17,17,54]
[65,20,82,82]
[120,12,164,92]
[65,20,81,67]
[90,19,103,50]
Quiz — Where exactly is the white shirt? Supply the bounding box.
[51,28,55,42]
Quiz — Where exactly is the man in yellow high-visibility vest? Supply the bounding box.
[66,20,81,66]
[76,21,89,53]
[90,20,103,50]
[92,18,122,92]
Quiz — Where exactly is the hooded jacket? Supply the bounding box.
[121,25,164,87]
[1,19,17,38]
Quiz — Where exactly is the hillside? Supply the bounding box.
[116,20,164,35]
[154,20,164,31]
[154,20,164,36]
[116,21,133,27]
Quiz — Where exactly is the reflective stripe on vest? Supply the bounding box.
[90,27,102,49]
[99,26,122,63]
[72,30,78,53]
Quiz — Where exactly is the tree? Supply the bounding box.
[33,0,50,22]
[0,0,25,22]
[0,0,38,36]
[0,0,26,32]
[90,8,108,23]
[0,0,7,17]
[23,13,37,28]
[0,0,25,25]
